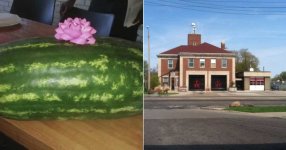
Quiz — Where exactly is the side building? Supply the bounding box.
[236,71,271,91]
[157,33,236,91]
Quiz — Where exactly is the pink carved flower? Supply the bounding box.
[55,18,96,45]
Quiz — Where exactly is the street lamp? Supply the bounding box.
[146,26,151,91]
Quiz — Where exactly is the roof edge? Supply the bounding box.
[179,52,235,57]
[157,54,178,57]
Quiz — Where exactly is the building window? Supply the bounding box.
[200,59,205,68]
[250,80,255,85]
[211,59,216,68]
[250,77,264,85]
[188,58,194,68]
[222,58,227,68]
[168,59,173,69]
[163,77,169,83]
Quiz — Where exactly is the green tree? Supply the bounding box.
[150,68,160,89]
[234,49,260,72]
[144,61,160,90]
[151,72,160,89]
[280,72,286,81]
[272,71,286,82]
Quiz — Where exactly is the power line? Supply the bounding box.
[181,0,286,3]
[145,3,286,15]
[156,0,286,13]
[175,0,286,9]
[145,1,286,15]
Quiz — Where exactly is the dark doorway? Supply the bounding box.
[236,80,244,90]
[171,78,175,90]
[189,75,205,91]
[211,75,227,91]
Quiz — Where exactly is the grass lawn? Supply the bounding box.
[226,106,286,113]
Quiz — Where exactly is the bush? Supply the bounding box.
[151,74,160,89]
[279,84,286,91]
[148,89,155,94]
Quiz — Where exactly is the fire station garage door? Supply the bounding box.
[250,77,265,91]
[211,75,227,91]
[189,75,205,91]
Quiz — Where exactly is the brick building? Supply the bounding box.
[157,31,236,91]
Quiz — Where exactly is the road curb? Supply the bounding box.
[200,106,225,110]
[144,97,286,101]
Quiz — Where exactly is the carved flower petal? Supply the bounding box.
[71,37,87,45]
[61,34,73,41]
[87,37,96,44]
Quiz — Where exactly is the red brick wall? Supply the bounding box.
[182,58,233,86]
[188,34,201,45]
[160,58,178,76]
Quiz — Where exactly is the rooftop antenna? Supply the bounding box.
[191,23,196,34]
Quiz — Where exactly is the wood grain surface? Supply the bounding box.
[0,18,55,44]
[0,18,143,150]
[0,115,143,150]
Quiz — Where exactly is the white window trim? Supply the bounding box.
[200,59,205,68]
[211,58,216,68]
[221,58,227,68]
[163,77,169,83]
[168,59,173,69]
[188,58,194,68]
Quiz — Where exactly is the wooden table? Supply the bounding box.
[0,18,55,43]
[0,18,143,150]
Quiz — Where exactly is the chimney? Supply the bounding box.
[188,23,201,46]
[188,34,201,46]
[221,41,225,49]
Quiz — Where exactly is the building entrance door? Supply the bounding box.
[171,78,175,90]
[211,75,227,91]
[189,75,205,91]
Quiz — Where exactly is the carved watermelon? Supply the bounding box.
[0,38,142,120]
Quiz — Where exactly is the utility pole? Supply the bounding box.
[147,26,151,91]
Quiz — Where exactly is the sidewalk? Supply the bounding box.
[146,91,286,97]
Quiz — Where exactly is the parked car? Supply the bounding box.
[271,83,280,90]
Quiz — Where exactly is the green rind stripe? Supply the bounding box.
[0,84,11,92]
[0,38,142,120]
[0,64,15,73]
[0,111,142,120]
[0,106,140,115]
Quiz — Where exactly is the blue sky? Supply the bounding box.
[143,0,286,77]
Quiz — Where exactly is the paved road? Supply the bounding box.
[145,97,286,109]
[144,109,286,150]
[145,96,286,100]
